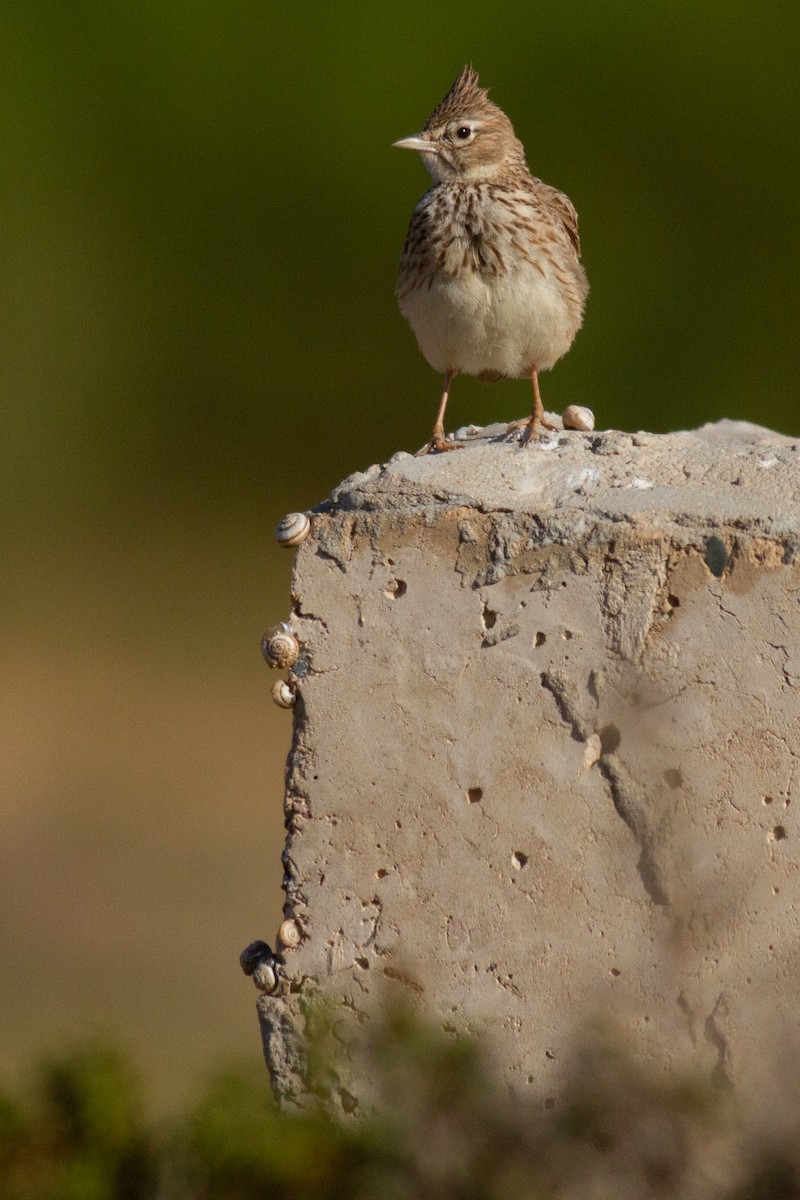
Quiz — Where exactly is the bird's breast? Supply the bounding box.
[397,184,586,377]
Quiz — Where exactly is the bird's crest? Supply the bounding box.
[424,65,499,129]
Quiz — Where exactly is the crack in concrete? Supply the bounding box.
[540,669,669,907]
[382,966,424,994]
[598,756,669,906]
[291,599,331,634]
[703,993,733,1090]
[539,670,593,741]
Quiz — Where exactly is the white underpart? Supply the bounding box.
[402,263,575,378]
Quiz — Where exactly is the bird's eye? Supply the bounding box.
[456,126,472,139]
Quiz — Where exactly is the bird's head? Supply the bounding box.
[394,65,525,184]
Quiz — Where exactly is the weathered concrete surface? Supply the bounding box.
[258,418,800,1112]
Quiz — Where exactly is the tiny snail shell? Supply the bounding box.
[261,623,299,670]
[562,404,595,432]
[271,679,297,709]
[252,960,278,993]
[275,511,311,548]
[278,918,301,949]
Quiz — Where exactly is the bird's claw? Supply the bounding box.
[506,417,557,447]
[416,437,465,456]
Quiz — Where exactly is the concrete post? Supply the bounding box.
[253,418,800,1112]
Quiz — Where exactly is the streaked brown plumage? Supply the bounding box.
[395,66,588,453]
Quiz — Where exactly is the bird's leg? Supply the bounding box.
[417,370,464,454]
[508,368,557,445]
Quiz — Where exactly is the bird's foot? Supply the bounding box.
[506,417,557,446]
[416,435,465,456]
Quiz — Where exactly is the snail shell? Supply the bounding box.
[239,939,273,976]
[562,404,595,432]
[239,940,279,993]
[275,512,311,548]
[261,623,299,670]
[278,918,301,949]
[252,960,278,994]
[271,679,297,709]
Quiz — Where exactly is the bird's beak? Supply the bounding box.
[393,134,439,154]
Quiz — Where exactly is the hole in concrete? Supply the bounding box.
[467,787,483,804]
[771,825,788,841]
[527,1075,534,1084]
[482,603,498,630]
[545,1049,555,1060]
[376,868,388,879]
[535,631,546,647]
[773,886,781,895]
[339,1089,358,1115]
[544,1097,556,1109]
[587,671,600,702]
[704,536,729,578]
[598,724,621,755]
[663,769,682,789]
[763,796,774,805]
[610,968,621,977]
[355,956,369,969]
[667,593,681,609]
[384,578,407,599]
[562,630,573,640]
[511,851,528,869]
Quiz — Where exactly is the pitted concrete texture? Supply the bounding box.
[259,419,800,1111]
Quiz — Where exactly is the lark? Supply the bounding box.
[395,66,588,453]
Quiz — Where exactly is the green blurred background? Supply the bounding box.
[1,0,797,1112]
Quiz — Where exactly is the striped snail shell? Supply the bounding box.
[261,623,300,670]
[274,512,311,548]
[271,679,297,709]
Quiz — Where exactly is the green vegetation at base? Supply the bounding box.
[1,1013,799,1199]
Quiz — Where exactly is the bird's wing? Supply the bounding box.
[540,186,582,258]
[397,198,435,298]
